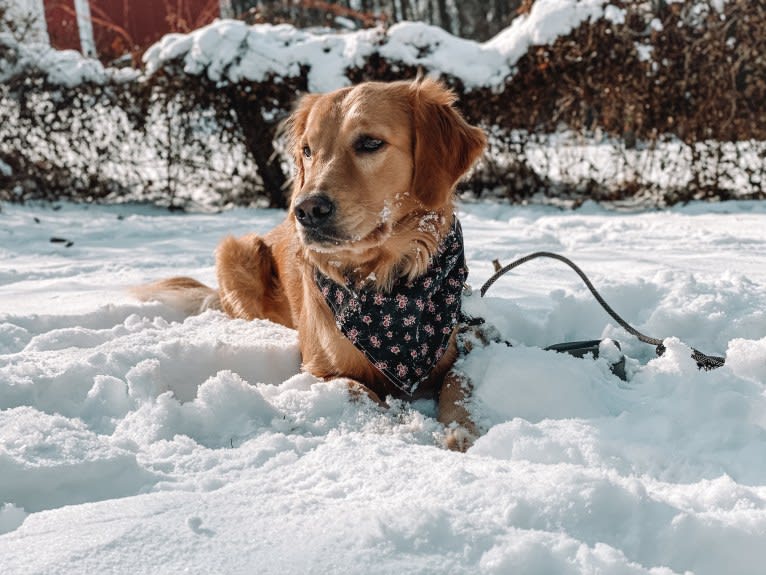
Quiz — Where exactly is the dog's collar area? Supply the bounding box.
[315,218,467,395]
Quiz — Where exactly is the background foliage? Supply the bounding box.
[1,0,764,209]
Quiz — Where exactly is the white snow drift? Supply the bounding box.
[1,200,765,574]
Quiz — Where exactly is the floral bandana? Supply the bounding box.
[315,218,467,395]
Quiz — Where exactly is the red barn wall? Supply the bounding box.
[44,0,221,63]
[44,0,81,52]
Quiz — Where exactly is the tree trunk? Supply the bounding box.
[233,95,290,209]
[399,0,410,21]
[435,0,448,30]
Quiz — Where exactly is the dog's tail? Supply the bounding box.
[131,277,221,316]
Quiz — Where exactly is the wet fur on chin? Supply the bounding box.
[305,208,453,292]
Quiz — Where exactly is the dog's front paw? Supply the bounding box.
[340,378,388,409]
[444,424,477,452]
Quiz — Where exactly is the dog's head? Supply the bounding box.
[287,78,485,289]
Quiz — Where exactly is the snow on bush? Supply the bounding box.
[3,0,612,91]
[143,0,614,91]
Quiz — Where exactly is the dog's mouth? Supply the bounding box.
[299,222,392,254]
[299,227,347,250]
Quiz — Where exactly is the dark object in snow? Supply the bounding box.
[50,237,74,247]
[456,316,628,381]
[545,339,627,381]
[481,251,726,371]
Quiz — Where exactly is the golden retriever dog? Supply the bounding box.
[136,78,486,450]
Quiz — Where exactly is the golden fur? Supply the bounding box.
[135,79,486,449]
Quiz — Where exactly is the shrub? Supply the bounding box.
[1,0,764,209]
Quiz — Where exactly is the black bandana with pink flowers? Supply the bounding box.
[315,218,467,395]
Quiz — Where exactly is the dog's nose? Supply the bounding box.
[294,195,335,228]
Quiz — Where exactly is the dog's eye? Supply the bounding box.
[354,136,385,154]
[302,145,312,159]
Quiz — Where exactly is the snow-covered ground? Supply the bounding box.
[1,200,765,574]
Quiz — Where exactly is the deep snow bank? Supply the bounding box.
[1,201,765,574]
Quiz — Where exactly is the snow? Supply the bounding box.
[0,158,11,177]
[0,0,738,98]
[3,0,625,92]
[1,0,48,44]
[1,200,765,574]
[0,32,138,86]
[3,0,763,569]
[143,0,616,91]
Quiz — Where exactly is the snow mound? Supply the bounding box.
[1,201,765,574]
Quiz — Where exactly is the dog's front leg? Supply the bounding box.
[438,321,503,451]
[439,371,478,451]
[332,378,388,408]
[216,234,293,327]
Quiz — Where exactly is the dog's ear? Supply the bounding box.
[286,93,321,190]
[409,78,486,209]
